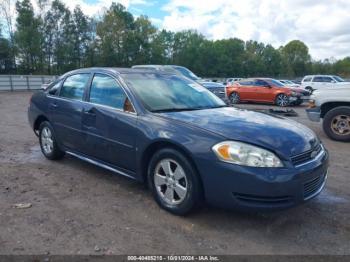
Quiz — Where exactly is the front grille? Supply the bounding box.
[303,175,325,200]
[291,144,322,166]
[233,193,292,206]
[210,89,226,99]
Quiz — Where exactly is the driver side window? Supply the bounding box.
[255,80,268,87]
[89,73,134,113]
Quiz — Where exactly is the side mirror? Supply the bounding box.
[331,80,336,83]
[41,83,50,90]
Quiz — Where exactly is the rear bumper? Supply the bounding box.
[306,107,321,122]
[196,147,329,211]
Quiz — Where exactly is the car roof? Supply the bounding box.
[243,78,273,81]
[304,75,334,78]
[132,65,185,69]
[61,67,174,77]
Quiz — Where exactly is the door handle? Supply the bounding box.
[51,103,58,108]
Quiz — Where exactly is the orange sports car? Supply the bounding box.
[226,78,309,106]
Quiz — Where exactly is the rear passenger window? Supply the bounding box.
[60,74,90,100]
[89,74,127,110]
[303,77,312,82]
[322,77,333,82]
[255,80,268,86]
[239,80,253,86]
[313,77,323,82]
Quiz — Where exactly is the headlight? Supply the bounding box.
[212,141,283,168]
[291,91,297,96]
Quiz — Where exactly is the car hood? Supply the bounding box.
[284,86,309,94]
[159,107,317,158]
[313,85,350,92]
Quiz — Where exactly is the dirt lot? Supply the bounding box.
[0,91,349,255]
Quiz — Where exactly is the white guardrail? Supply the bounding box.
[0,75,58,91]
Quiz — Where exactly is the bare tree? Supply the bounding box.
[0,0,16,70]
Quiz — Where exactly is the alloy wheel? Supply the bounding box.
[41,126,54,154]
[230,93,240,104]
[154,159,188,205]
[276,94,289,107]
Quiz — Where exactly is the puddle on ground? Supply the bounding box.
[315,189,349,204]
[0,145,44,164]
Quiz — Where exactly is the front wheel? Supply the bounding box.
[323,107,350,141]
[275,94,290,107]
[148,148,202,215]
[229,92,240,104]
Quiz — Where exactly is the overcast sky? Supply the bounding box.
[32,0,350,60]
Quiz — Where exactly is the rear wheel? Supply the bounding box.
[39,121,65,160]
[323,107,350,141]
[148,148,202,215]
[229,92,240,104]
[275,94,289,107]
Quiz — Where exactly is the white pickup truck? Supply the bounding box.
[306,86,350,141]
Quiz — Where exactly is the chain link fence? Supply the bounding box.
[0,75,58,91]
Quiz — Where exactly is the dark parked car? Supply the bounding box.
[200,81,227,101]
[132,65,202,82]
[28,68,329,215]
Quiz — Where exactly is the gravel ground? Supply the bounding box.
[0,91,349,255]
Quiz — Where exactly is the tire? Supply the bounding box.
[275,93,289,107]
[39,121,65,160]
[323,107,350,142]
[293,100,303,106]
[148,148,203,215]
[229,92,240,104]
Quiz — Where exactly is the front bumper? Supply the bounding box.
[289,95,310,104]
[306,107,321,122]
[196,147,329,210]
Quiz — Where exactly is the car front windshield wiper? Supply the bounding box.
[151,107,197,113]
[151,105,227,113]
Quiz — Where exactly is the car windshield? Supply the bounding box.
[267,79,285,87]
[122,73,226,112]
[333,76,345,82]
[173,66,201,81]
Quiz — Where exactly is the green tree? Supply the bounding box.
[171,30,206,74]
[0,28,13,73]
[261,44,283,77]
[72,6,91,68]
[150,29,174,64]
[281,40,311,77]
[96,2,135,66]
[130,15,157,65]
[42,0,72,73]
[243,40,265,76]
[333,57,350,77]
[212,38,245,77]
[14,0,42,73]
